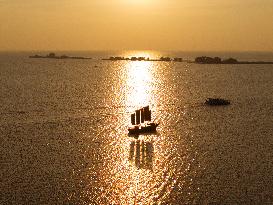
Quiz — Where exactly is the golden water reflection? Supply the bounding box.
[125,60,155,109]
[102,59,162,204]
[95,52,195,204]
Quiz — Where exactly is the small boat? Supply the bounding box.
[205,98,230,106]
[128,106,159,135]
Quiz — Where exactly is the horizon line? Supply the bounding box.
[1,49,273,53]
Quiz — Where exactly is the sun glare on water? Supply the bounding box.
[125,60,154,108]
[121,50,160,109]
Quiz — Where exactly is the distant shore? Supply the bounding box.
[102,56,183,62]
[29,53,273,64]
[29,53,92,60]
[102,55,273,64]
[194,56,273,64]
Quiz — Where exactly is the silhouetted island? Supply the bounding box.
[195,56,273,64]
[102,56,183,62]
[29,53,92,60]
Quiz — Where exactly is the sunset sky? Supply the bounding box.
[1,0,273,51]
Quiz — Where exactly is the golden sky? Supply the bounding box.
[1,0,273,51]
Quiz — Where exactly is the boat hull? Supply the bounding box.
[205,98,230,106]
[128,123,159,135]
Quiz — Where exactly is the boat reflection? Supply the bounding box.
[129,140,154,170]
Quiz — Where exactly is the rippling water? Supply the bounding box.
[1,51,273,204]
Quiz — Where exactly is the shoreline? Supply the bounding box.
[29,52,92,60]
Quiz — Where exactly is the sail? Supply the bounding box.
[143,106,150,121]
[141,108,145,123]
[147,110,151,121]
[136,110,141,124]
[131,113,136,125]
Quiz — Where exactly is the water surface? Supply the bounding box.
[1,51,273,204]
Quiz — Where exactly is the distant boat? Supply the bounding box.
[128,106,159,135]
[205,98,230,106]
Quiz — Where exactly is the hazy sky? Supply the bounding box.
[1,0,273,51]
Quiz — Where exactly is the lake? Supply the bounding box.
[1,51,273,204]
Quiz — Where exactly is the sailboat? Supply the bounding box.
[128,106,159,135]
